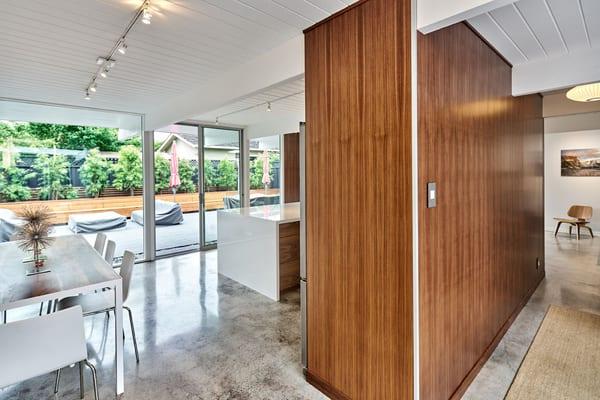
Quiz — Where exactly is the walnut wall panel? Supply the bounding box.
[418,23,544,400]
[283,132,300,203]
[304,0,413,398]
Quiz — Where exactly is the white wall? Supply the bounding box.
[545,129,600,233]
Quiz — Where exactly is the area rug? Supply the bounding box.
[505,305,600,399]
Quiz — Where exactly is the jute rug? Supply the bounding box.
[505,305,600,400]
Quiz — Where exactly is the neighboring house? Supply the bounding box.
[157,132,277,162]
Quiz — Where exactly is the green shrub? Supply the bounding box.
[112,146,142,196]
[0,166,35,201]
[32,154,77,200]
[216,160,237,190]
[178,159,197,193]
[154,154,170,193]
[80,149,110,198]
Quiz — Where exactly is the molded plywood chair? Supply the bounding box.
[554,205,594,240]
[57,250,139,363]
[0,306,99,400]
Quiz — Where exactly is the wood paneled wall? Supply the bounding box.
[283,132,300,203]
[304,0,413,398]
[418,23,545,400]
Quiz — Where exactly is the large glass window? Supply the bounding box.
[153,124,200,257]
[0,101,144,264]
[249,135,281,202]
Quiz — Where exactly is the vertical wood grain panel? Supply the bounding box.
[283,132,300,203]
[304,0,413,398]
[418,23,544,400]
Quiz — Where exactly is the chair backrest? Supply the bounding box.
[567,205,593,220]
[104,240,116,265]
[119,250,136,302]
[0,306,87,388]
[93,232,107,254]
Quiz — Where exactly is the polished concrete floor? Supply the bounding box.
[0,251,326,400]
[463,231,600,399]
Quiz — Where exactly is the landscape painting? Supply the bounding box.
[561,148,600,176]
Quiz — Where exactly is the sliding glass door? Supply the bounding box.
[200,126,243,249]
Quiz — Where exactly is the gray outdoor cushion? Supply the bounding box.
[131,200,183,225]
[0,209,23,242]
[68,211,127,233]
[223,194,281,209]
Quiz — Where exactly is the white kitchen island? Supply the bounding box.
[217,202,300,301]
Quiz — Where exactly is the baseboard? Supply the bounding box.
[448,271,545,400]
[304,368,351,400]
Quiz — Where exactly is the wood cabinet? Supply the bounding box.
[304,0,413,398]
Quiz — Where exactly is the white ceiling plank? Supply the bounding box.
[581,0,600,47]
[468,13,528,64]
[546,0,590,52]
[489,4,546,60]
[513,0,567,57]
[236,0,314,30]
[272,0,330,22]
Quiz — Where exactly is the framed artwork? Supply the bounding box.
[561,148,600,177]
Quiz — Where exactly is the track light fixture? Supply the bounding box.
[267,102,272,112]
[118,42,128,55]
[142,3,153,24]
[84,0,154,100]
[215,117,220,125]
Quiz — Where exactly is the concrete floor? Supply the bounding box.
[0,251,325,400]
[1,231,597,399]
[463,231,600,399]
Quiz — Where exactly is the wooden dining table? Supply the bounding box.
[0,235,125,396]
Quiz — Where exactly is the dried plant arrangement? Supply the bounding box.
[14,206,54,273]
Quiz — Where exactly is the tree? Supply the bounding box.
[178,159,197,193]
[0,166,35,202]
[216,160,238,190]
[154,154,171,193]
[79,149,110,198]
[112,145,142,195]
[203,160,217,190]
[27,123,121,151]
[32,154,77,200]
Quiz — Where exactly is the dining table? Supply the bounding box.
[0,234,125,396]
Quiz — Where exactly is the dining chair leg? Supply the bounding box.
[569,226,572,237]
[39,302,44,316]
[124,306,140,363]
[79,361,85,399]
[84,360,99,400]
[2,310,6,324]
[54,368,61,394]
[554,222,562,236]
[46,300,52,315]
[587,226,594,238]
[577,225,581,240]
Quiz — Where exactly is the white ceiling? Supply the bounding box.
[193,77,304,126]
[0,0,349,118]
[468,0,599,66]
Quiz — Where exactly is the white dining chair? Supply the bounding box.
[93,232,107,254]
[0,306,99,400]
[104,240,116,265]
[57,250,139,363]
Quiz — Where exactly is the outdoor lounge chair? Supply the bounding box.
[68,211,127,234]
[0,209,23,242]
[131,199,183,225]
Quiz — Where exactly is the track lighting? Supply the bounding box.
[118,42,127,55]
[215,117,220,125]
[267,102,272,112]
[89,83,97,93]
[100,68,108,78]
[84,91,91,100]
[142,9,152,24]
